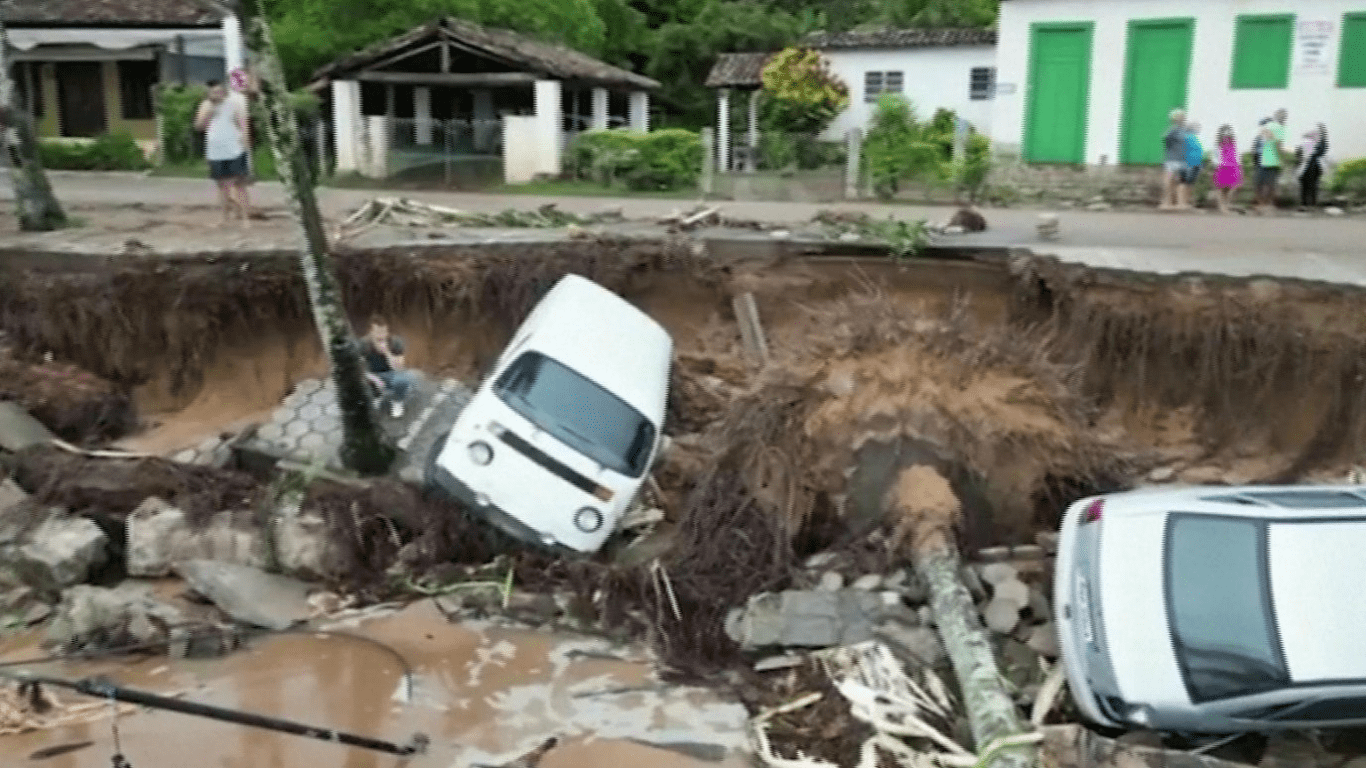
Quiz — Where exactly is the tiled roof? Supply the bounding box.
[704,52,773,89]
[310,17,659,91]
[1,0,225,26]
[805,27,997,50]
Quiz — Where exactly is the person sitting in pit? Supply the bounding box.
[359,315,415,418]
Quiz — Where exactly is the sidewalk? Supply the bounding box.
[7,171,1366,287]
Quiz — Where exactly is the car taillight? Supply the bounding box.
[1082,499,1104,524]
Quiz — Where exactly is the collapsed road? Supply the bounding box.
[4,209,1366,767]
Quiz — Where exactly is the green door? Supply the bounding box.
[1120,19,1194,165]
[1024,23,1093,163]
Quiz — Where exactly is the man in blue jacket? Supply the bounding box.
[1180,121,1204,210]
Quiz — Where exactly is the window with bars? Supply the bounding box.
[864,71,904,102]
[970,66,995,100]
[118,60,158,120]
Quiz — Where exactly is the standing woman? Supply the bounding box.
[1213,125,1243,214]
[1299,123,1329,209]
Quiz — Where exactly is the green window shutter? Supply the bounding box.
[1341,13,1366,88]
[1231,14,1294,88]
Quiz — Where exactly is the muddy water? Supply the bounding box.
[0,601,749,767]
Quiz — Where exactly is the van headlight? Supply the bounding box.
[468,441,493,465]
[574,507,604,533]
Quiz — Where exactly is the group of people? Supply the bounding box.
[1161,108,1330,215]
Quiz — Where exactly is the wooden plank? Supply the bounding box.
[357,71,537,87]
[732,292,770,367]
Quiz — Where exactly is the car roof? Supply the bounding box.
[1268,518,1366,683]
[519,274,673,422]
[1096,484,1366,519]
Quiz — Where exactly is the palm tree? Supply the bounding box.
[240,0,395,475]
[0,18,67,231]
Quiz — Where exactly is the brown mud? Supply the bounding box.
[0,600,750,768]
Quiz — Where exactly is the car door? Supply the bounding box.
[1228,692,1366,729]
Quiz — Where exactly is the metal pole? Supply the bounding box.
[12,673,427,757]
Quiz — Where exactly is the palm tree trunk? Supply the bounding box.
[890,465,1036,768]
[0,20,67,232]
[240,2,395,475]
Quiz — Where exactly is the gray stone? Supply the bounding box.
[724,589,886,649]
[983,597,1021,634]
[851,574,882,591]
[298,432,327,451]
[804,552,837,570]
[1027,621,1060,658]
[818,571,844,592]
[275,509,341,580]
[993,578,1031,610]
[196,512,270,570]
[172,449,198,464]
[23,601,51,626]
[13,516,109,593]
[0,401,56,453]
[977,546,1010,562]
[296,379,323,396]
[883,570,907,590]
[1147,466,1176,483]
[942,225,965,235]
[298,402,323,422]
[879,591,903,608]
[285,419,310,437]
[754,654,805,672]
[1027,587,1051,623]
[1326,206,1345,217]
[45,584,183,653]
[979,562,1017,586]
[1010,545,1047,560]
[1034,531,1059,554]
[175,560,313,631]
[257,423,286,442]
[1086,202,1112,212]
[125,497,191,577]
[874,619,945,668]
[917,605,934,626]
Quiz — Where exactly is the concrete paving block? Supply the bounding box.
[298,402,323,422]
[285,420,310,437]
[298,432,326,451]
[322,400,341,418]
[257,423,285,442]
[295,379,323,397]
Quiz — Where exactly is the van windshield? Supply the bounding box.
[494,351,655,478]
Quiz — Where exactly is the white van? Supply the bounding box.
[428,274,673,555]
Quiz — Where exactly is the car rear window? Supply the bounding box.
[1166,515,1289,703]
[495,351,655,477]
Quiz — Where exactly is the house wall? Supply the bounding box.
[822,44,997,139]
[992,0,1366,165]
[32,60,156,141]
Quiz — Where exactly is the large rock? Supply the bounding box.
[275,509,342,581]
[874,618,946,668]
[0,401,56,453]
[991,577,1031,610]
[724,589,891,650]
[175,560,313,631]
[13,515,109,593]
[0,479,30,547]
[45,583,183,653]
[983,597,1021,635]
[126,497,191,577]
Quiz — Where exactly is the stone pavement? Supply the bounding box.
[236,371,473,476]
[6,171,1366,287]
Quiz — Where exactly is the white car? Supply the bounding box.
[1055,485,1366,734]
[428,274,672,555]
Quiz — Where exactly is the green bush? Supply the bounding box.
[567,129,702,191]
[39,132,150,171]
[1330,157,1366,201]
[861,96,942,200]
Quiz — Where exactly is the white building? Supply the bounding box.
[991,0,1366,165]
[706,28,997,171]
[811,28,998,140]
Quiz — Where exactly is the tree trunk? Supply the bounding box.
[240,2,395,475]
[888,465,1036,768]
[0,20,67,232]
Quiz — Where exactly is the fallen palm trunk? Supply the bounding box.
[890,465,1036,768]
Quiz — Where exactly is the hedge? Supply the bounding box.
[567,129,702,191]
[1330,157,1366,202]
[39,132,151,171]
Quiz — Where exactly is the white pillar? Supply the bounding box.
[221,14,244,81]
[629,90,649,132]
[747,89,759,148]
[533,79,563,177]
[364,115,389,178]
[473,89,494,153]
[331,79,362,173]
[414,86,433,145]
[591,87,609,132]
[717,88,730,173]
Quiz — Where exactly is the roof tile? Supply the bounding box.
[1,0,223,26]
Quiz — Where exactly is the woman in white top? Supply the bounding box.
[194,81,252,225]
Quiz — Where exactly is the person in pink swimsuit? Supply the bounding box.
[1213,125,1243,214]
